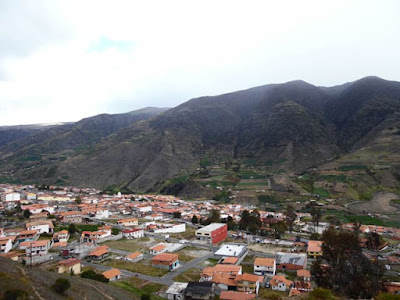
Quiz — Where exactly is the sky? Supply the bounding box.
[1,0,400,126]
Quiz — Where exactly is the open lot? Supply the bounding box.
[173,268,202,282]
[101,238,149,252]
[102,259,168,277]
[111,277,165,300]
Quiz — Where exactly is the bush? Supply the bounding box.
[2,289,29,300]
[81,270,109,283]
[306,288,336,300]
[52,278,71,294]
[140,294,151,300]
[375,293,400,300]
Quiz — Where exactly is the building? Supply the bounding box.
[122,228,144,239]
[124,252,144,262]
[150,243,167,255]
[20,240,51,257]
[151,253,180,271]
[269,275,293,292]
[60,211,82,223]
[153,223,186,234]
[80,230,110,243]
[58,258,82,275]
[17,230,38,243]
[295,269,312,292]
[166,282,188,300]
[117,218,139,226]
[214,244,248,262]
[25,220,54,234]
[196,223,227,245]
[235,273,260,295]
[254,257,276,276]
[307,240,323,259]
[201,264,242,282]
[185,282,215,300]
[52,230,69,242]
[0,237,13,253]
[102,268,121,281]
[275,252,307,271]
[5,192,20,202]
[87,246,109,260]
[220,291,256,300]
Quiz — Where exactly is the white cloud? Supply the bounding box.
[1,0,400,125]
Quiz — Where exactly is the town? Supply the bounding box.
[0,183,399,300]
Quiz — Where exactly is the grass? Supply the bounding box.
[241,264,254,274]
[173,268,201,282]
[348,215,386,226]
[177,252,195,263]
[313,187,330,198]
[258,289,288,299]
[112,279,165,300]
[101,239,145,252]
[338,165,369,171]
[170,227,196,239]
[203,258,219,266]
[103,259,168,277]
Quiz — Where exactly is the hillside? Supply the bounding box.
[1,77,400,202]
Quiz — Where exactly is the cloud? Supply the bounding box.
[1,0,400,125]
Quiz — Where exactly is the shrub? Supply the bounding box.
[52,278,71,294]
[81,270,109,283]
[2,289,29,300]
[306,288,336,300]
[140,294,151,300]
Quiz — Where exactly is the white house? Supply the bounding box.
[149,243,167,255]
[117,218,138,227]
[134,205,152,213]
[52,230,70,242]
[254,257,276,276]
[122,228,144,239]
[20,240,51,256]
[153,223,186,234]
[102,268,121,281]
[166,282,188,300]
[0,237,13,253]
[25,220,54,234]
[124,252,144,262]
[5,192,20,202]
[269,275,293,292]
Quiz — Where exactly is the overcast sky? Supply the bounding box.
[1,0,399,126]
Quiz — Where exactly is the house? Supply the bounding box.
[5,192,20,202]
[214,244,248,261]
[254,257,276,276]
[221,257,239,265]
[20,240,51,256]
[276,252,307,271]
[220,291,256,300]
[201,264,242,281]
[0,251,21,261]
[269,275,293,292]
[307,240,323,259]
[166,282,188,300]
[150,243,167,255]
[102,268,121,281]
[80,230,110,243]
[196,223,228,245]
[124,252,144,262]
[98,225,112,235]
[58,258,82,275]
[0,237,13,253]
[383,282,400,294]
[25,220,54,234]
[235,273,260,294]
[29,212,48,221]
[60,211,82,223]
[52,230,70,242]
[122,228,144,239]
[295,269,312,292]
[82,208,110,219]
[17,229,38,243]
[87,246,109,260]
[185,282,215,300]
[151,253,180,271]
[117,218,139,226]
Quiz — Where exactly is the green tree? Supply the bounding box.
[191,215,198,224]
[311,206,322,231]
[140,294,151,300]
[23,209,31,219]
[52,278,71,294]
[81,270,109,282]
[285,205,296,233]
[75,197,82,204]
[68,223,76,235]
[3,289,29,300]
[207,209,221,223]
[173,211,182,218]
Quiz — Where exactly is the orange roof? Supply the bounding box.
[307,240,323,252]
[60,211,81,216]
[151,253,178,263]
[102,268,121,279]
[220,291,256,300]
[20,240,49,248]
[88,248,108,257]
[297,269,311,278]
[222,257,238,264]
[214,264,241,273]
[269,275,293,287]
[235,273,259,283]
[18,230,37,236]
[59,258,81,267]
[150,244,166,251]
[254,257,275,267]
[211,272,237,287]
[117,218,138,223]
[126,252,142,259]
[53,241,68,248]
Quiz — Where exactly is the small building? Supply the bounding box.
[166,282,188,300]
[25,220,54,234]
[58,258,82,275]
[196,223,228,245]
[122,228,144,239]
[17,229,38,243]
[60,211,82,223]
[117,218,139,227]
[87,246,109,260]
[185,282,215,300]
[151,253,180,271]
[124,252,144,262]
[20,240,51,257]
[52,230,70,242]
[254,257,276,276]
[102,268,121,281]
[275,252,307,271]
[220,291,256,300]
[269,275,293,292]
[221,257,239,265]
[150,243,167,255]
[295,269,312,292]
[201,264,242,282]
[0,237,13,253]
[235,273,260,295]
[307,240,323,259]
[214,244,248,262]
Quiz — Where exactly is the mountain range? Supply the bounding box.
[1,76,400,202]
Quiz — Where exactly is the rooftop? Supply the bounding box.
[215,244,247,257]
[196,223,226,233]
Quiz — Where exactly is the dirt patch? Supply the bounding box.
[348,192,400,213]
[248,244,288,254]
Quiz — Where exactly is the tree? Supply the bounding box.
[141,294,151,300]
[172,211,181,219]
[68,223,76,235]
[365,232,381,251]
[311,206,322,231]
[311,227,384,298]
[207,209,221,223]
[3,289,29,300]
[285,205,296,233]
[23,209,31,219]
[52,278,71,294]
[81,270,109,282]
[270,221,287,239]
[226,216,237,230]
[191,215,198,224]
[239,210,261,234]
[75,197,82,204]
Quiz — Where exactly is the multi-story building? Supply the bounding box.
[195,223,227,245]
[151,253,180,271]
[59,211,82,223]
[235,273,260,295]
[254,257,276,276]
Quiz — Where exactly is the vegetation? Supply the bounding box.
[103,259,168,277]
[2,289,29,300]
[239,210,262,234]
[338,165,369,171]
[81,270,109,283]
[52,278,71,294]
[174,268,201,282]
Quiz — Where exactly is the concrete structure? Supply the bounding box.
[151,253,180,271]
[214,244,248,263]
[269,275,293,292]
[254,257,276,276]
[60,211,82,223]
[21,240,51,257]
[5,192,20,202]
[58,258,82,274]
[52,230,69,242]
[117,218,139,226]
[124,252,144,262]
[153,223,186,234]
[166,282,188,300]
[122,228,144,239]
[185,282,215,300]
[150,243,167,255]
[0,237,13,253]
[17,230,38,243]
[196,223,227,245]
[275,252,307,271]
[25,220,54,234]
[235,273,260,295]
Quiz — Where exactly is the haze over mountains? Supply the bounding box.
[1,76,400,201]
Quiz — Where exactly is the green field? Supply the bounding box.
[174,268,201,282]
[112,277,165,300]
[103,259,168,277]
